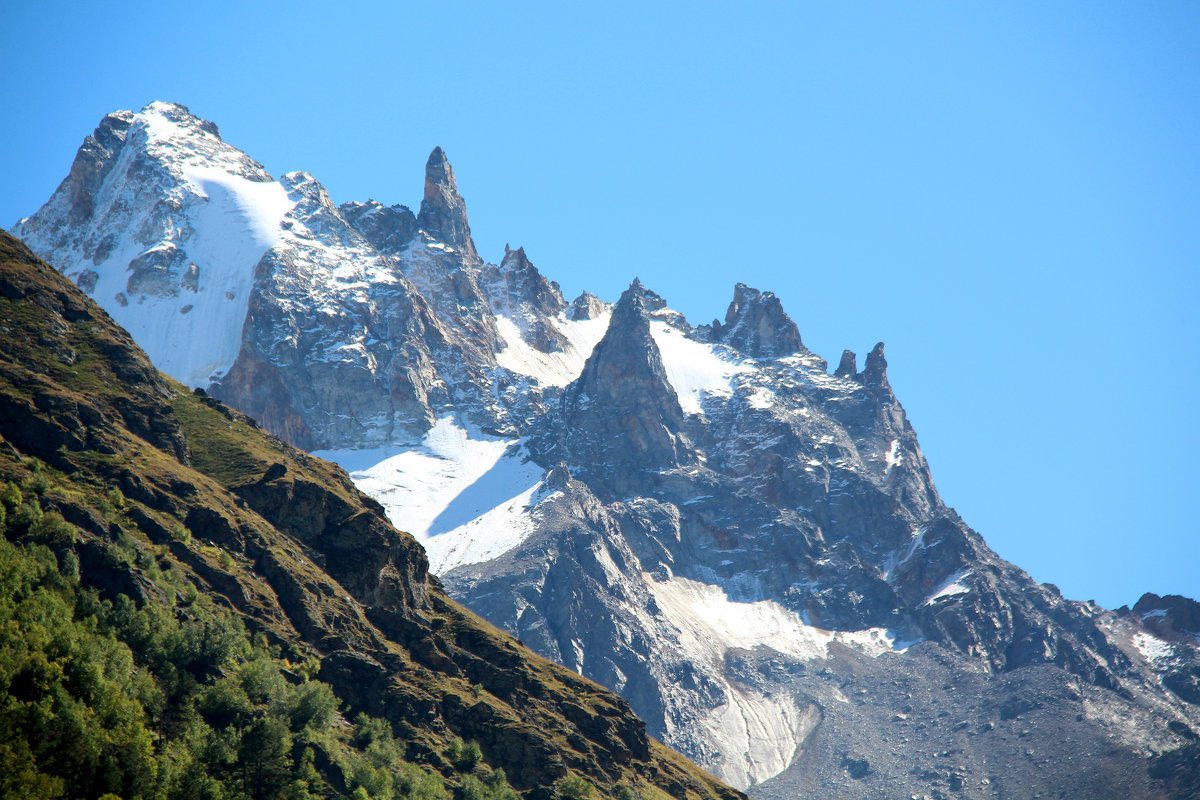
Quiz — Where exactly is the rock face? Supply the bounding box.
[338,199,419,253]
[15,103,1200,799]
[549,281,697,497]
[708,283,805,358]
[417,146,479,262]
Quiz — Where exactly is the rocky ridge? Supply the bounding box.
[12,102,1200,798]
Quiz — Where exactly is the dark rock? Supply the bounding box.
[1135,593,1200,637]
[126,243,185,296]
[339,199,418,254]
[64,110,134,226]
[554,280,696,496]
[842,756,872,779]
[569,292,607,321]
[860,341,890,391]
[712,283,803,357]
[835,349,857,378]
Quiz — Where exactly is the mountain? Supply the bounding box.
[12,102,1200,799]
[0,230,742,800]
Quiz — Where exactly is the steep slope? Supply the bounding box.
[447,282,1200,796]
[14,103,1200,799]
[0,231,743,800]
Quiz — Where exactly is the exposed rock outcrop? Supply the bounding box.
[553,281,697,496]
[712,283,804,358]
[417,146,479,262]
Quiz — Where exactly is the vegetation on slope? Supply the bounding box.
[0,231,743,800]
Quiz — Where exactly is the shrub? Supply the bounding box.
[289,680,339,732]
[0,481,21,509]
[170,524,192,545]
[450,738,482,771]
[23,469,50,496]
[33,511,76,545]
[106,487,126,509]
[557,774,592,800]
[615,785,640,800]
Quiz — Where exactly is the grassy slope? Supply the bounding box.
[0,231,744,800]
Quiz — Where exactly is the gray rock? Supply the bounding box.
[548,280,697,497]
[339,199,418,253]
[416,146,478,262]
[712,283,804,357]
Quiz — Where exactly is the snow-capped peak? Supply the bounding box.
[12,102,294,387]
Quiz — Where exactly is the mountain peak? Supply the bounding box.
[135,100,224,142]
[417,146,477,260]
[835,348,858,378]
[862,340,890,390]
[569,291,608,321]
[483,243,566,320]
[555,278,695,495]
[615,278,651,319]
[712,282,803,357]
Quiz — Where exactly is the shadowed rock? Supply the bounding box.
[712,283,803,357]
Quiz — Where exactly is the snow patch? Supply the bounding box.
[493,312,611,387]
[884,438,903,480]
[882,526,928,583]
[744,385,776,410]
[314,416,546,574]
[1132,631,1174,664]
[645,576,901,661]
[650,321,753,415]
[922,569,974,606]
[688,693,819,790]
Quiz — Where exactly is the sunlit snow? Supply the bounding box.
[649,321,753,415]
[46,104,296,388]
[884,438,903,480]
[493,312,611,386]
[1132,631,1174,664]
[314,416,546,574]
[921,569,974,606]
[646,576,902,661]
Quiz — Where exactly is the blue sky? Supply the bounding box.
[3,2,1197,609]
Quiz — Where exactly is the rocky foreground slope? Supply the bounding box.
[0,231,741,800]
[12,102,1200,799]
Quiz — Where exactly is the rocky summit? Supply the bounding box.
[12,102,1200,799]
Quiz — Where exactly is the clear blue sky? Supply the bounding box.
[3,2,1197,609]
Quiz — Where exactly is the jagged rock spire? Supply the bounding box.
[495,244,565,317]
[834,349,857,379]
[416,147,477,261]
[712,283,803,358]
[862,341,890,390]
[569,291,606,321]
[557,280,695,495]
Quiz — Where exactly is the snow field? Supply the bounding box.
[493,312,611,386]
[649,321,754,415]
[315,416,546,574]
[646,575,901,662]
[55,104,296,388]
